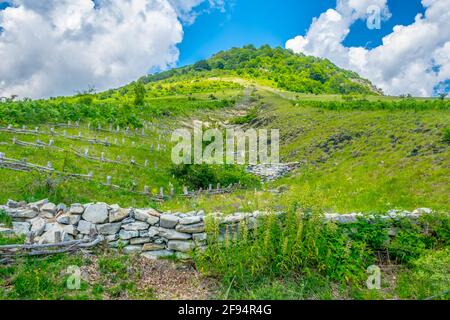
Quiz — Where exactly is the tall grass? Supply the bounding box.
[195,208,374,292]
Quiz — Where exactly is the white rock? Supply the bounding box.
[77,220,97,235]
[82,203,109,224]
[134,209,159,225]
[158,227,191,240]
[29,217,47,237]
[41,203,57,214]
[176,223,205,234]
[179,216,203,225]
[167,240,195,253]
[109,207,131,223]
[12,222,31,235]
[123,245,142,254]
[119,229,139,240]
[8,209,38,219]
[121,221,149,231]
[69,204,85,215]
[160,214,180,229]
[97,223,122,235]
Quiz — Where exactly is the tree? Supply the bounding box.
[133,82,146,106]
[438,92,448,100]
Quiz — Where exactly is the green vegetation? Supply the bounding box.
[0,45,448,301]
[0,210,12,228]
[444,127,450,143]
[195,211,449,300]
[0,249,155,300]
[142,45,379,95]
[170,164,260,190]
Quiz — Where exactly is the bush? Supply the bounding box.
[443,127,450,143]
[170,164,260,190]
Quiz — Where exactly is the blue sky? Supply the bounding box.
[179,0,425,66]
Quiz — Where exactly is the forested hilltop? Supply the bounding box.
[140,45,381,95]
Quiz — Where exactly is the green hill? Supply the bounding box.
[140,45,381,95]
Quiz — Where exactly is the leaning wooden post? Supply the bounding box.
[106,176,112,186]
[159,187,164,198]
[0,152,4,162]
[183,186,188,196]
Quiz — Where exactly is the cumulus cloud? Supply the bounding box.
[0,0,222,99]
[286,0,450,97]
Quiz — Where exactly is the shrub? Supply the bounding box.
[443,127,450,143]
[170,164,260,190]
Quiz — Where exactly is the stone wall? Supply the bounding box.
[0,199,434,260]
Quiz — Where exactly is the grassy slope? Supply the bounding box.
[1,81,449,213]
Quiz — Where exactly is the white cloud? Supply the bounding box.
[0,0,222,99]
[286,0,450,97]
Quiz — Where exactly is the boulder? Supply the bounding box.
[141,250,174,260]
[121,221,149,231]
[39,230,72,244]
[82,203,109,224]
[119,229,139,240]
[176,223,205,234]
[134,209,160,225]
[7,209,38,219]
[97,223,122,235]
[12,222,31,236]
[109,207,131,223]
[167,240,195,253]
[179,216,203,225]
[123,245,142,254]
[69,204,85,215]
[41,203,57,214]
[56,214,81,225]
[147,227,160,238]
[29,217,46,236]
[160,214,179,229]
[77,220,97,235]
[158,227,191,240]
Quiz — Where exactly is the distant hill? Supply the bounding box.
[139,45,381,95]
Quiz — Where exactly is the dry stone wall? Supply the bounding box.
[0,199,434,260]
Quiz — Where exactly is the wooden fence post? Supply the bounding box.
[106,176,112,186]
